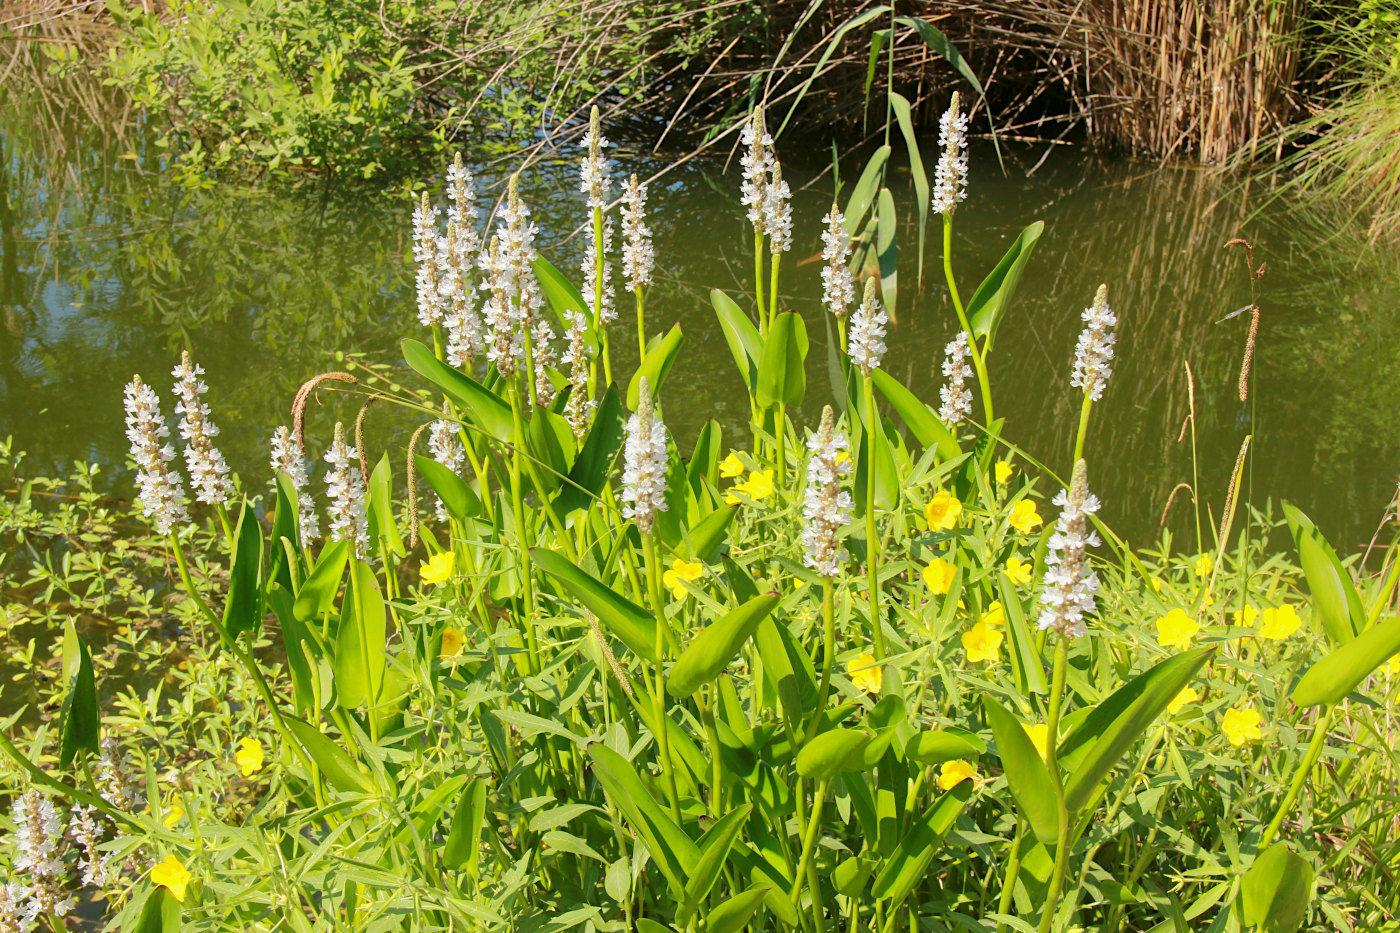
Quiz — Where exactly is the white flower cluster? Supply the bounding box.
[68,804,111,887]
[739,111,774,232]
[820,205,855,317]
[621,174,654,291]
[765,162,793,254]
[848,278,888,375]
[582,215,616,325]
[480,177,547,378]
[123,375,189,534]
[442,219,484,368]
[412,194,445,328]
[938,331,974,424]
[10,791,75,921]
[324,423,368,558]
[172,352,233,506]
[1036,460,1102,639]
[621,380,669,535]
[580,107,612,209]
[270,425,320,543]
[933,92,969,215]
[414,154,484,356]
[445,153,478,232]
[0,882,34,931]
[1070,284,1116,401]
[801,406,854,577]
[97,737,142,812]
[427,419,465,522]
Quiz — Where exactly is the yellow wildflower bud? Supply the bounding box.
[995,461,1013,484]
[163,805,184,829]
[718,451,744,478]
[1194,553,1213,578]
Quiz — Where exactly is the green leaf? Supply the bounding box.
[844,145,891,233]
[875,188,898,320]
[553,385,625,517]
[889,91,929,285]
[871,368,960,459]
[533,256,589,332]
[292,539,349,623]
[854,404,898,513]
[628,324,686,410]
[335,558,387,710]
[134,885,181,932]
[756,311,807,409]
[967,221,1044,350]
[796,728,872,781]
[1060,647,1213,813]
[268,472,300,594]
[860,693,908,767]
[895,16,988,103]
[683,505,737,563]
[588,745,700,897]
[711,288,762,389]
[286,717,376,795]
[1241,843,1313,933]
[668,593,781,696]
[755,616,817,728]
[402,338,513,442]
[1284,502,1363,646]
[687,420,722,498]
[414,454,481,521]
[1293,615,1400,708]
[998,573,1048,696]
[527,405,576,495]
[636,922,672,933]
[443,776,487,875]
[678,805,752,926]
[984,697,1059,846]
[58,619,99,768]
[366,454,405,560]
[834,855,877,897]
[223,499,264,640]
[905,728,986,766]
[707,885,770,933]
[534,548,671,662]
[268,584,316,715]
[870,781,972,903]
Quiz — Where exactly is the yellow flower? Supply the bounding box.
[163,805,184,829]
[440,627,466,658]
[1256,605,1301,640]
[1194,553,1213,578]
[234,737,264,778]
[836,450,852,468]
[1384,654,1400,677]
[1005,556,1032,587]
[718,451,744,478]
[1023,722,1049,761]
[663,558,705,599]
[962,621,1004,664]
[847,652,882,693]
[1155,608,1199,651]
[152,854,192,902]
[937,759,977,791]
[420,551,456,586]
[1008,500,1043,534]
[925,491,962,531]
[1232,605,1259,628]
[1221,707,1264,747]
[724,469,775,505]
[1168,685,1201,715]
[922,557,956,595]
[1149,576,1163,593]
[979,600,1006,627]
[995,461,1013,484]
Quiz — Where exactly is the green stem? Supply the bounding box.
[702,684,724,815]
[1259,704,1333,850]
[1037,639,1071,933]
[642,533,682,820]
[754,229,767,335]
[1072,392,1094,466]
[789,778,831,933]
[776,402,787,492]
[943,216,994,425]
[805,580,837,744]
[863,375,885,659]
[635,287,647,360]
[769,250,782,333]
[507,382,540,675]
[995,819,1026,933]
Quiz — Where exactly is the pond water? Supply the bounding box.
[2,94,1398,556]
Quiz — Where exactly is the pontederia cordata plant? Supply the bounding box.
[3,100,1400,933]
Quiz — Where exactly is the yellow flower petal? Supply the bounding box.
[151,854,192,903]
[1384,654,1400,677]
[1008,499,1043,534]
[440,627,466,658]
[719,452,745,478]
[961,621,1004,664]
[922,557,956,595]
[1221,707,1263,746]
[1023,723,1049,762]
[1155,608,1199,651]
[979,600,1006,627]
[1167,685,1201,715]
[163,805,184,829]
[1194,553,1213,578]
[1232,605,1259,628]
[1005,556,1032,587]
[420,551,456,586]
[234,737,264,778]
[1256,605,1301,640]
[995,461,1013,484]
[937,759,977,791]
[925,491,962,532]
[847,652,882,693]
[663,558,705,599]
[725,469,775,505]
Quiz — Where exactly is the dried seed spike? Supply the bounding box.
[1238,307,1260,402]
[353,397,378,492]
[406,421,431,551]
[291,371,357,452]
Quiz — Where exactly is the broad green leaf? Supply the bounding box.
[1060,648,1213,813]
[553,385,625,516]
[268,584,315,715]
[268,472,300,594]
[905,728,985,766]
[636,922,672,933]
[984,697,1058,846]
[895,16,988,103]
[292,539,349,623]
[669,593,780,696]
[707,885,770,933]
[527,405,575,494]
[335,558,387,710]
[58,619,99,768]
[366,454,405,560]
[1293,615,1400,708]
[876,188,898,319]
[871,368,960,459]
[1242,843,1313,933]
[687,420,722,497]
[533,548,671,662]
[414,454,482,521]
[223,498,264,640]
[834,854,877,897]
[967,221,1044,350]
[533,256,590,337]
[682,505,736,563]
[796,728,872,781]
[588,745,700,896]
[678,805,752,926]
[999,573,1048,695]
[854,406,898,513]
[443,776,487,875]
[134,885,181,932]
[870,781,971,902]
[286,717,376,795]
[844,145,892,234]
[756,311,807,409]
[889,91,929,285]
[711,289,762,389]
[402,338,513,442]
[755,616,818,728]
[860,693,908,766]
[1284,502,1363,646]
[628,324,686,410]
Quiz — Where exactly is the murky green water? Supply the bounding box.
[3,89,1399,553]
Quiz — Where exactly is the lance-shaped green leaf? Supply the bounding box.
[876,188,898,319]
[756,311,807,409]
[889,91,929,284]
[628,324,686,410]
[984,697,1058,845]
[533,256,590,335]
[292,539,349,623]
[687,420,722,497]
[135,885,181,933]
[668,593,780,696]
[367,454,405,561]
[708,885,770,933]
[871,368,960,460]
[533,548,672,662]
[682,505,736,563]
[967,221,1044,351]
[870,780,972,903]
[58,619,99,768]
[402,338,513,442]
[796,728,873,781]
[335,558,387,710]
[834,855,877,897]
[844,144,891,234]
[527,405,575,495]
[854,409,898,512]
[1242,843,1314,933]
[905,727,986,766]
[268,584,315,715]
[677,804,752,927]
[443,776,487,876]
[1060,647,1213,813]
[286,717,377,795]
[1293,615,1400,708]
[860,693,908,767]
[999,573,1048,696]
[268,472,300,595]
[414,454,481,521]
[588,745,700,897]
[754,615,817,727]
[711,289,762,389]
[553,385,625,517]
[1284,502,1363,646]
[222,499,264,640]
